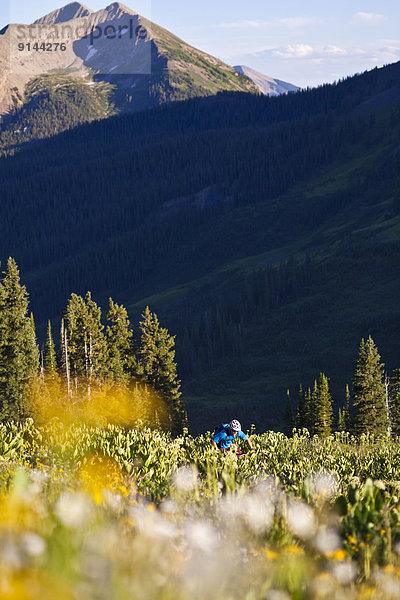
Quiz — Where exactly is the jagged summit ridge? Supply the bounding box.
[105,2,135,12]
[102,2,138,18]
[34,2,93,25]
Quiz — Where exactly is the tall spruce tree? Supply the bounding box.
[389,369,400,436]
[353,336,388,435]
[137,306,187,433]
[45,320,59,381]
[106,298,135,384]
[295,385,305,429]
[312,373,333,436]
[337,408,345,432]
[303,387,314,435]
[344,384,351,431]
[283,389,294,436]
[0,258,39,420]
[337,385,351,432]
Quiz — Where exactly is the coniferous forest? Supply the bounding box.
[0,60,399,430]
[0,258,186,433]
[1,255,400,443]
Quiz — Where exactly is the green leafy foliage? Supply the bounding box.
[1,421,400,595]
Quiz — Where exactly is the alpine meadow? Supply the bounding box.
[0,1,400,598]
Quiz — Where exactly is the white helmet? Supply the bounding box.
[230,419,241,432]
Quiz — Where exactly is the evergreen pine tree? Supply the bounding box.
[64,292,108,390]
[353,336,388,435]
[0,258,39,420]
[295,384,305,429]
[30,313,36,338]
[45,320,59,381]
[106,298,135,384]
[389,369,400,436]
[137,306,187,433]
[84,292,108,382]
[344,384,351,432]
[312,373,333,436]
[283,389,294,436]
[303,387,314,435]
[338,385,351,432]
[337,408,345,432]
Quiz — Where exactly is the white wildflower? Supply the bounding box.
[102,489,122,512]
[312,472,339,499]
[286,499,316,539]
[314,526,342,554]
[377,576,400,599]
[374,480,385,490]
[331,561,356,585]
[30,469,48,483]
[22,532,46,557]
[185,521,217,553]
[161,499,178,515]
[55,491,92,529]
[310,573,335,597]
[131,505,176,540]
[265,591,291,600]
[1,539,23,568]
[242,494,274,534]
[174,466,197,492]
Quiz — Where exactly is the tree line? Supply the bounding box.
[1,256,399,437]
[286,335,400,437]
[0,258,187,433]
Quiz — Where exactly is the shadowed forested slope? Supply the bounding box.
[0,61,399,431]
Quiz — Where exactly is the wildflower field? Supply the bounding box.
[1,422,400,599]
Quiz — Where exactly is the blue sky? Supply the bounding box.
[4,0,400,86]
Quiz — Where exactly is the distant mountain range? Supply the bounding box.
[234,65,299,96]
[0,1,260,117]
[0,3,300,155]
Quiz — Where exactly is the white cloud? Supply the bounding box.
[273,44,314,59]
[354,12,386,23]
[248,41,400,64]
[268,44,349,60]
[324,45,347,56]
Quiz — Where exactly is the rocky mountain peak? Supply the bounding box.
[34,2,93,25]
[103,3,137,17]
[233,65,299,96]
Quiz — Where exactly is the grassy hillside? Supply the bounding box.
[0,61,399,431]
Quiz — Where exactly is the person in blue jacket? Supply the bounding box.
[212,419,254,453]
